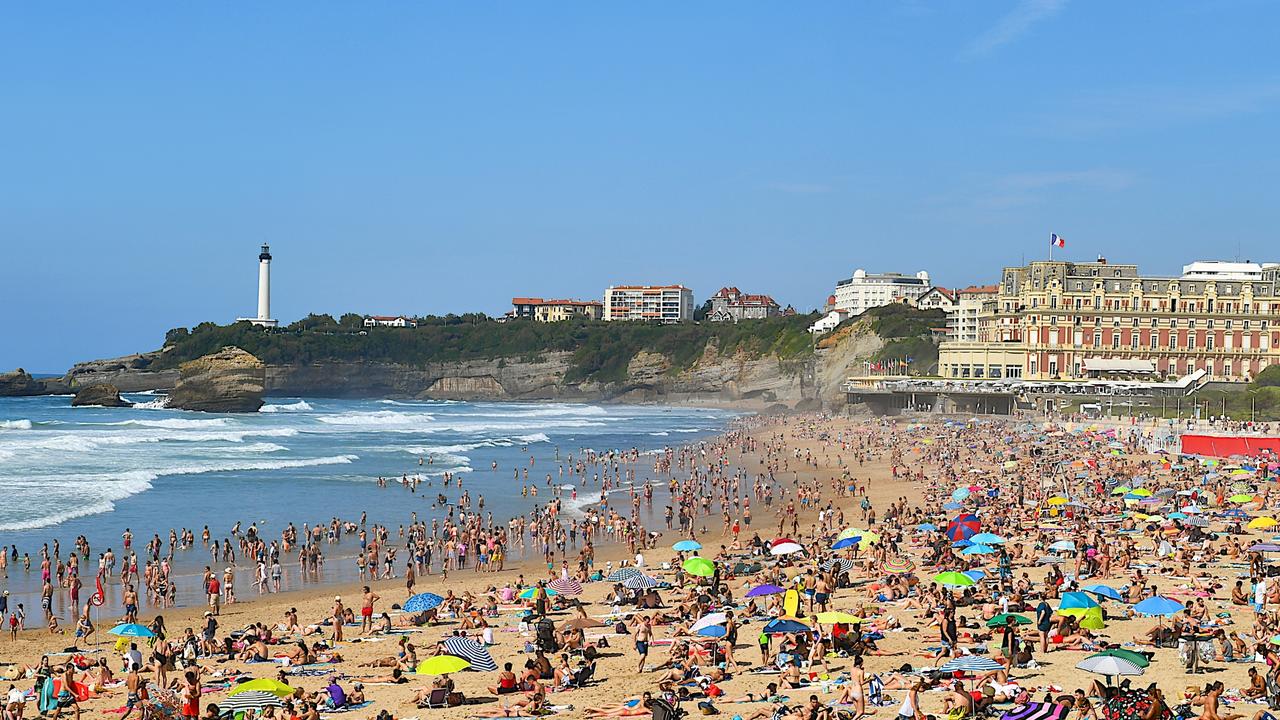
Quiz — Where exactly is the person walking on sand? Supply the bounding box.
[332,596,345,643]
[634,615,652,673]
[360,587,380,635]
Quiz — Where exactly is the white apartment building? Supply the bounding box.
[830,269,931,316]
[946,285,998,343]
[603,285,694,323]
[1181,260,1280,281]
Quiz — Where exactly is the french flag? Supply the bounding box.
[1050,233,1065,248]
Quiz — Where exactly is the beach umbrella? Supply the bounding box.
[1058,592,1099,616]
[1090,648,1150,668]
[417,655,471,675]
[1251,543,1280,553]
[986,613,1031,627]
[837,528,866,540]
[952,539,973,548]
[831,537,860,550]
[403,592,444,612]
[683,557,716,577]
[673,540,702,552]
[815,611,862,625]
[1222,508,1249,519]
[821,558,855,574]
[229,679,294,698]
[945,513,981,541]
[763,618,811,635]
[548,578,583,597]
[1076,655,1144,681]
[1184,516,1210,527]
[1250,517,1279,530]
[942,502,964,511]
[951,487,972,502]
[969,533,1007,545]
[1129,488,1153,497]
[518,586,558,599]
[219,691,283,713]
[231,676,295,696]
[1082,584,1123,601]
[108,623,155,638]
[964,570,987,581]
[962,544,996,555]
[690,612,727,634]
[770,541,805,556]
[1000,702,1068,720]
[1111,487,1131,496]
[1046,496,1069,505]
[441,637,497,672]
[622,574,659,590]
[1079,607,1107,630]
[1230,494,1255,503]
[1167,512,1187,520]
[696,625,727,638]
[857,531,881,549]
[934,571,975,588]
[939,656,1003,673]
[746,584,785,597]
[917,523,938,532]
[884,558,916,574]
[1048,540,1077,553]
[606,567,643,583]
[1133,596,1184,617]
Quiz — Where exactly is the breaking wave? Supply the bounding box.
[259,400,314,413]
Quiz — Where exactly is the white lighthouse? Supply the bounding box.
[238,244,279,327]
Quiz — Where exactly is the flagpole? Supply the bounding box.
[1049,233,1053,262]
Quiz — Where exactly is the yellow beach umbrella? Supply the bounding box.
[417,655,471,675]
[858,530,881,549]
[229,679,295,698]
[1046,496,1069,506]
[815,611,862,624]
[1079,607,1106,630]
[1231,494,1255,503]
[1249,517,1278,529]
[1129,488,1153,497]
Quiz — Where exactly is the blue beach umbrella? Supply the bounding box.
[696,625,727,638]
[962,544,996,555]
[969,533,1006,545]
[917,523,938,532]
[1058,592,1099,615]
[951,488,972,502]
[942,502,964,511]
[109,623,155,638]
[1134,596,1185,617]
[1083,584,1124,602]
[831,537,861,550]
[403,593,444,612]
[964,570,987,581]
[673,540,702,552]
[518,586,559,599]
[763,618,811,635]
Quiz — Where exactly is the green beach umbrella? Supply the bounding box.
[986,613,1031,627]
[683,557,716,577]
[1231,494,1255,503]
[1089,648,1149,667]
[934,571,975,587]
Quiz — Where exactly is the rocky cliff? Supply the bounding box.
[12,318,894,409]
[166,347,267,412]
[0,369,48,397]
[71,384,132,407]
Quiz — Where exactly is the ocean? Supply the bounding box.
[0,395,737,617]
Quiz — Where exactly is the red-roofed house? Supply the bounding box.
[510,297,603,322]
[707,287,782,322]
[915,286,956,312]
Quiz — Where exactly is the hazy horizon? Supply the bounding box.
[4,3,1279,371]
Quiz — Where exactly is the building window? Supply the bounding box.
[1150,334,1158,350]
[1131,334,1139,349]
[1112,334,1121,349]
[1093,332,1102,346]
[1226,319,1234,329]
[1207,334,1215,350]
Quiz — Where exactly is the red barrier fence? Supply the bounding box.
[1180,434,1280,458]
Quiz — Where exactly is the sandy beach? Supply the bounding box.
[3,412,1277,720]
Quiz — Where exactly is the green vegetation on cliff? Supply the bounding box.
[158,314,819,384]
[864,305,947,374]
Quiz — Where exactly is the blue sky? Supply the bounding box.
[3,2,1279,371]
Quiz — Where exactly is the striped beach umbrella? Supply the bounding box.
[219,691,283,713]
[939,656,1003,673]
[548,578,583,597]
[883,558,915,574]
[945,513,981,541]
[622,574,659,590]
[403,592,444,612]
[606,567,643,583]
[821,558,855,574]
[441,637,497,672]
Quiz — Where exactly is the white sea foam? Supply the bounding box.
[131,398,169,410]
[106,417,232,429]
[0,454,358,531]
[259,400,314,413]
[0,419,33,430]
[3,428,300,455]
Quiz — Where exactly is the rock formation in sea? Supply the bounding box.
[165,347,266,413]
[0,369,47,397]
[71,383,132,408]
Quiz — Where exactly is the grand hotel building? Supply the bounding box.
[938,259,1280,382]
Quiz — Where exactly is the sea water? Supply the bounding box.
[0,395,737,617]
